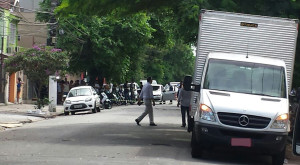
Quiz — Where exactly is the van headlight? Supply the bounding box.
[271,113,288,129]
[199,104,216,122]
[85,97,92,102]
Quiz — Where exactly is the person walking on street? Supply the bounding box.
[135,77,157,126]
[177,81,183,107]
[177,83,192,127]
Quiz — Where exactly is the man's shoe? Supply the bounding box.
[149,123,157,126]
[181,125,186,127]
[135,119,140,126]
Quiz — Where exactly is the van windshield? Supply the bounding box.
[203,59,286,98]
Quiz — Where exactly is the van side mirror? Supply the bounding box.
[183,75,200,92]
[293,107,300,155]
[190,84,201,92]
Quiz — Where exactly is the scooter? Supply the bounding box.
[100,91,112,109]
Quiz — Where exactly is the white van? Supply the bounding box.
[191,53,289,162]
[189,10,298,165]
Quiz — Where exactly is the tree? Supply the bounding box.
[56,0,206,45]
[4,46,69,98]
[55,0,300,87]
[56,14,154,85]
[37,0,198,85]
[162,43,195,84]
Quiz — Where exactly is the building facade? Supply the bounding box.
[0,0,21,104]
[18,0,47,103]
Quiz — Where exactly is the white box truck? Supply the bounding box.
[188,10,298,165]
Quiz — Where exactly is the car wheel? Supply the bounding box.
[92,102,97,113]
[71,111,75,115]
[272,147,285,165]
[64,111,69,116]
[96,104,101,112]
[191,128,202,158]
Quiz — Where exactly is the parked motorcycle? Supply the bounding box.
[100,90,112,109]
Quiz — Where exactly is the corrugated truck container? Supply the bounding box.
[191,10,298,116]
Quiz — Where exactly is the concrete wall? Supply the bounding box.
[19,0,41,12]
[18,12,47,47]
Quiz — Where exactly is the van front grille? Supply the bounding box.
[217,112,271,129]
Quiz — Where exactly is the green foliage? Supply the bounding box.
[143,46,165,83]
[36,0,63,22]
[162,43,195,84]
[34,98,51,110]
[4,46,69,98]
[53,0,300,87]
[56,14,154,84]
[56,0,181,17]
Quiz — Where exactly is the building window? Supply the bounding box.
[9,23,16,44]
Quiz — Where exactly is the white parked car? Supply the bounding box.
[63,86,101,115]
[140,79,158,86]
[152,84,163,101]
[152,84,176,102]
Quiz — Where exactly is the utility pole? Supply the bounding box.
[0,36,4,103]
[0,8,5,104]
[47,0,57,46]
[48,0,58,112]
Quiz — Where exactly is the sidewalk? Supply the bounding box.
[0,103,64,130]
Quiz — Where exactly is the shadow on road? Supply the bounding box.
[0,122,278,165]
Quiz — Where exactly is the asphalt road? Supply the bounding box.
[0,102,299,165]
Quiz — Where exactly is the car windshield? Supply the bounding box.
[153,86,160,91]
[203,59,286,98]
[68,88,92,97]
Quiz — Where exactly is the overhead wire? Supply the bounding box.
[0,1,88,37]
[0,1,88,44]
[0,1,56,26]
[0,1,53,14]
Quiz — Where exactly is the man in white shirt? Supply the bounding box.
[135,77,157,126]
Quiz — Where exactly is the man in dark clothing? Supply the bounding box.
[130,81,135,101]
[124,81,130,102]
[169,83,173,104]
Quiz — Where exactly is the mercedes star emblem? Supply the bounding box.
[239,115,249,126]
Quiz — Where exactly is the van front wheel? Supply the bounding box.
[272,147,285,165]
[191,129,202,158]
